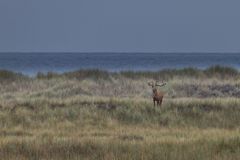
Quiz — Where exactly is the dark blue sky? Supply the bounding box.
[1,0,240,52]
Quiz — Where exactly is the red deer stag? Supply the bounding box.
[148,81,166,106]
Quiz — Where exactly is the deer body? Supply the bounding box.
[152,88,164,106]
[148,81,166,106]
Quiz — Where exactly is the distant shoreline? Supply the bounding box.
[1,53,240,75]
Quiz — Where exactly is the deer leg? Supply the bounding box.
[160,99,163,106]
[153,99,155,106]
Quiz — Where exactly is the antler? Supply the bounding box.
[155,81,166,87]
[148,81,166,87]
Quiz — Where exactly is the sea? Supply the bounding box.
[0,53,239,75]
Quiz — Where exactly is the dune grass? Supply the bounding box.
[0,97,240,160]
[0,66,240,159]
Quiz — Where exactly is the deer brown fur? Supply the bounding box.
[148,81,166,106]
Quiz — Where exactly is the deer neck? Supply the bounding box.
[152,87,158,94]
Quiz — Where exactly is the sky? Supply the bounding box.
[0,0,240,52]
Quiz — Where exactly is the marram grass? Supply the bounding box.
[0,97,240,159]
[0,67,240,159]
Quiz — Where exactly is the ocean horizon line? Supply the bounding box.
[1,52,240,54]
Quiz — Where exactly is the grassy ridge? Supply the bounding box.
[1,66,240,98]
[0,65,239,80]
[39,65,240,80]
[0,66,240,159]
